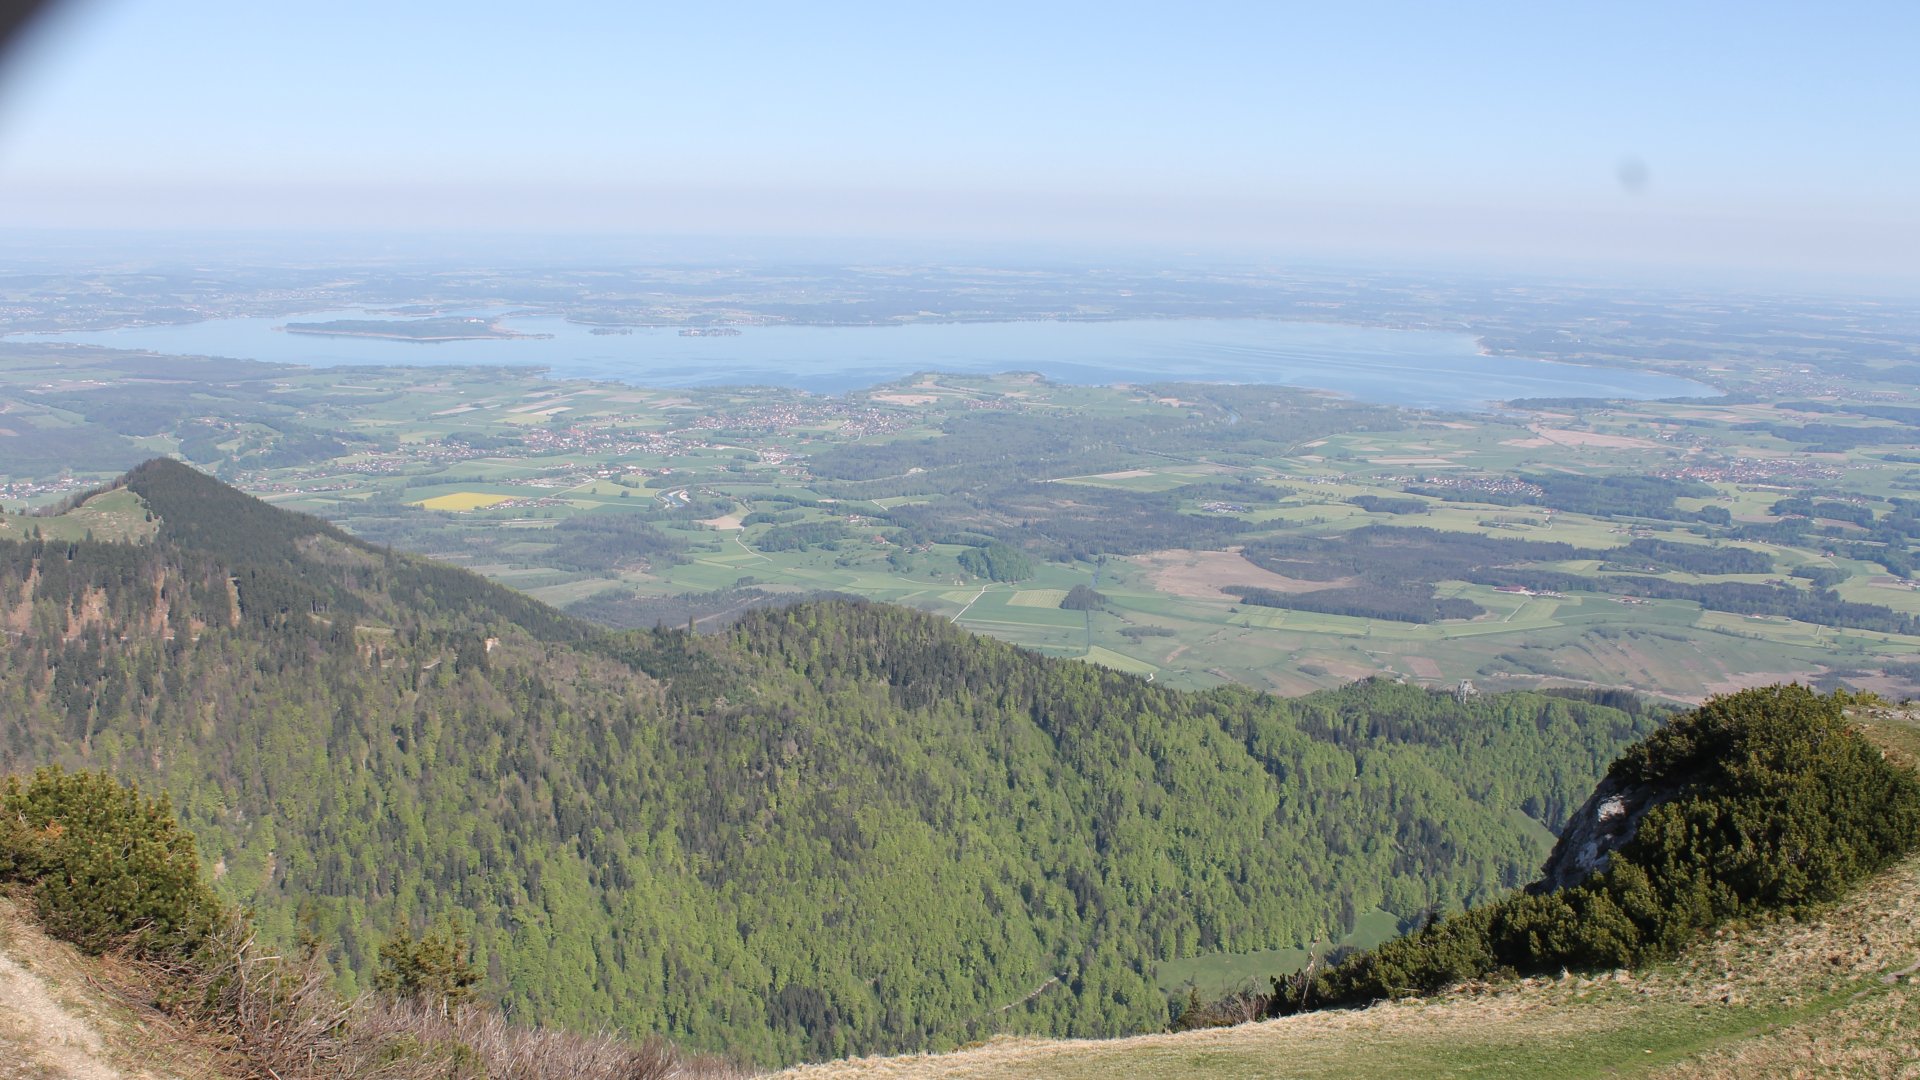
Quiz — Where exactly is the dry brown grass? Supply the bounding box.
[336,1000,749,1080]
[1652,989,1920,1080]
[1,905,748,1080]
[1857,704,1920,773]
[777,994,1643,1080]
[161,923,751,1079]
[780,850,1920,1080]
[1639,836,1920,1079]
[0,941,127,1079]
[0,896,230,1079]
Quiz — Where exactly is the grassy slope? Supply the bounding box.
[0,897,235,1079]
[4,708,1909,1080]
[782,851,1920,1080]
[0,487,158,543]
[782,707,1920,1079]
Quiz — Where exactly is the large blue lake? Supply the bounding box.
[23,313,1717,410]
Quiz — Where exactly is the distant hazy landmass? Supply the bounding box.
[279,315,549,342]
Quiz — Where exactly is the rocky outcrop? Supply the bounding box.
[1530,773,1675,894]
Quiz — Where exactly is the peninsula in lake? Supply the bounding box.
[279,315,550,342]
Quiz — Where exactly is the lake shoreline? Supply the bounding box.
[278,326,555,343]
[9,313,1721,411]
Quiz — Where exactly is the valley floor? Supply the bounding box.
[784,853,1920,1079]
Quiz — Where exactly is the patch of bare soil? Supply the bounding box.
[0,900,221,1080]
[1130,549,1354,601]
[1699,669,1824,700]
[1309,657,1385,681]
[1404,657,1443,679]
[0,949,122,1079]
[66,588,110,642]
[1,565,35,635]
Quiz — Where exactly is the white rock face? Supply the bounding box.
[1532,778,1672,895]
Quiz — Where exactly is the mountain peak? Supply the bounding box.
[123,456,356,557]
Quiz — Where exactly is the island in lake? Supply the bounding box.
[279,316,550,342]
[679,326,742,337]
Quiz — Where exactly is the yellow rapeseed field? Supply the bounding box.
[414,492,512,511]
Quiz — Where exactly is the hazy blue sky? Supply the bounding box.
[1,0,1914,278]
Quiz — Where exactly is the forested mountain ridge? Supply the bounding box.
[784,697,1920,1078]
[0,461,1659,1065]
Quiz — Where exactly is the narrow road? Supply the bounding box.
[951,585,988,624]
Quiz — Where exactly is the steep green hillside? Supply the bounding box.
[782,849,1920,1079]
[0,461,1658,1065]
[1293,685,1920,1013]
[0,764,746,1080]
[783,700,1920,1079]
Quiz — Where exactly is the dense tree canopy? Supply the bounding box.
[0,462,1660,1065]
[1287,686,1920,1012]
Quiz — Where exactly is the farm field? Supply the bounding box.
[3,351,1918,701]
[413,491,514,511]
